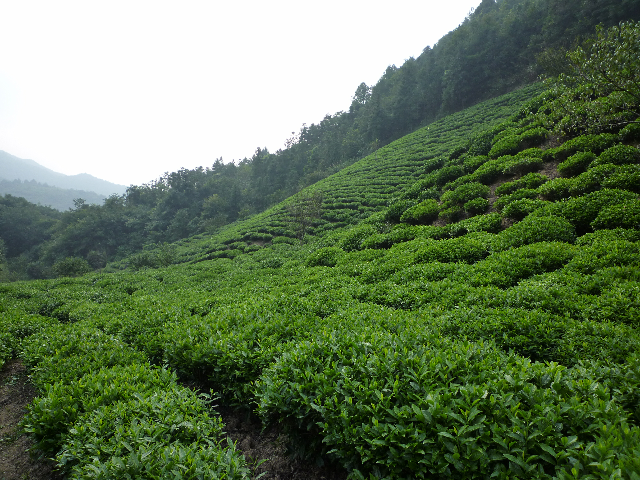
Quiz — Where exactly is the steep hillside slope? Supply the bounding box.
[2,22,640,480]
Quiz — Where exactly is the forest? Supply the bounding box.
[1,4,640,480]
[1,0,640,282]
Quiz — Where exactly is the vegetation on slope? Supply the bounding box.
[2,0,640,282]
[1,19,640,480]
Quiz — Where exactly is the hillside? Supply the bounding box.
[2,20,640,480]
[0,179,107,211]
[0,150,127,199]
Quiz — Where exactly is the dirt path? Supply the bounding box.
[0,360,61,480]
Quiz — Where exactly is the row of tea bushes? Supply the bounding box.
[16,319,250,479]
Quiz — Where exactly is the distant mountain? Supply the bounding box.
[0,150,127,209]
[0,178,108,211]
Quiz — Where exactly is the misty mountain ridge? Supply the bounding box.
[0,150,127,209]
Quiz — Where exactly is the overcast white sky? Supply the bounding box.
[0,0,480,187]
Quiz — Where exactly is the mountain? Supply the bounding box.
[0,178,108,211]
[0,150,127,200]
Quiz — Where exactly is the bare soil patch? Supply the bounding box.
[0,360,61,480]
[220,407,348,480]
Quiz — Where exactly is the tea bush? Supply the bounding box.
[591,144,640,168]
[501,198,549,221]
[494,172,548,196]
[557,151,596,177]
[464,197,489,216]
[400,199,440,225]
[591,199,640,230]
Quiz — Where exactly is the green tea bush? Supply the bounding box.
[464,197,489,216]
[21,324,147,389]
[434,165,465,187]
[257,330,636,479]
[576,228,640,246]
[337,225,377,252]
[567,239,640,274]
[446,213,503,236]
[620,120,640,142]
[441,182,490,208]
[537,177,573,201]
[58,387,249,479]
[494,172,548,196]
[569,163,618,195]
[471,156,514,184]
[438,205,464,223]
[306,247,344,267]
[488,133,521,158]
[501,155,544,176]
[414,235,490,264]
[501,198,549,221]
[591,199,640,230]
[536,188,638,234]
[493,215,575,251]
[557,151,597,177]
[400,199,440,225]
[601,164,640,193]
[435,307,640,365]
[23,363,177,454]
[462,155,488,174]
[493,189,540,212]
[591,144,640,168]
[385,199,416,223]
[586,282,640,328]
[466,242,577,287]
[550,133,619,161]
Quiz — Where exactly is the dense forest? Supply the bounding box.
[2,17,640,478]
[1,0,639,281]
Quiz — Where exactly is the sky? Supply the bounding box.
[0,0,481,187]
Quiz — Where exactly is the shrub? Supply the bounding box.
[306,247,344,267]
[501,198,550,221]
[400,199,440,225]
[52,257,92,277]
[620,120,640,142]
[493,188,539,212]
[494,172,548,196]
[538,188,638,234]
[462,155,488,174]
[414,235,490,264]
[493,215,576,251]
[552,133,619,161]
[385,199,415,223]
[438,205,463,223]
[464,197,489,216]
[447,213,503,235]
[440,182,490,208]
[501,155,544,176]
[338,225,377,252]
[591,199,640,230]
[537,177,573,201]
[467,242,577,287]
[591,144,640,168]
[434,165,465,187]
[557,151,597,177]
[488,133,521,158]
[601,164,640,192]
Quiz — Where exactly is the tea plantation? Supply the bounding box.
[2,24,640,479]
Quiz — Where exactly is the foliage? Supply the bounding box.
[540,21,640,136]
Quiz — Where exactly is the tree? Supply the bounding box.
[286,190,323,242]
[540,21,640,136]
